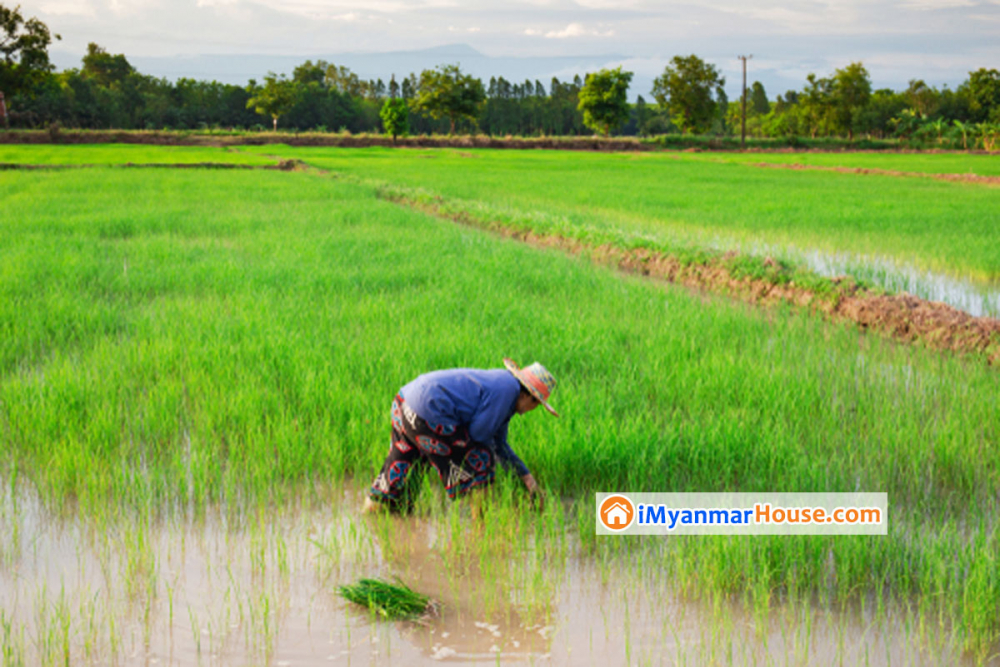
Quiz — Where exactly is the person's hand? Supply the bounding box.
[521,473,545,512]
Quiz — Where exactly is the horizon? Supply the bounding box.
[31,0,1000,101]
[47,41,994,104]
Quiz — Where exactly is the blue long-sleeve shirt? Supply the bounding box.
[399,368,530,477]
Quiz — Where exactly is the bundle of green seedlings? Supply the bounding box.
[337,578,431,620]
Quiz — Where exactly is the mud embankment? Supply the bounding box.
[6,129,997,156]
[385,193,1000,366]
[1,130,652,152]
[0,159,305,171]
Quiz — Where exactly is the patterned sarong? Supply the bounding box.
[369,394,495,510]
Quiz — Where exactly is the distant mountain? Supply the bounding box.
[404,43,484,58]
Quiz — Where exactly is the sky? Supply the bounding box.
[27,0,1000,98]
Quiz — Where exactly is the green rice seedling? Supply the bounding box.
[3,149,1000,660]
[660,149,1000,177]
[1,607,25,667]
[239,144,1000,284]
[337,578,431,621]
[0,143,278,166]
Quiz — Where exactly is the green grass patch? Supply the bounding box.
[0,143,278,166]
[672,150,1000,177]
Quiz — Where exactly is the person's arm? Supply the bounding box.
[492,421,530,478]
[493,423,543,509]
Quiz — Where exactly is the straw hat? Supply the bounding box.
[503,358,559,417]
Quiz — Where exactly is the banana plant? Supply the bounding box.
[927,118,945,143]
[953,120,969,150]
[974,122,999,151]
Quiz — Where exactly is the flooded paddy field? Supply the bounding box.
[0,480,987,667]
[3,148,999,665]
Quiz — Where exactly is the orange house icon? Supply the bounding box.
[600,495,635,530]
[605,502,629,526]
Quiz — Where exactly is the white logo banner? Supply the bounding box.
[596,492,887,536]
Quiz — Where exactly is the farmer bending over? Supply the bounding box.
[365,358,557,512]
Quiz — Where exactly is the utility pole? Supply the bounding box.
[737,55,752,148]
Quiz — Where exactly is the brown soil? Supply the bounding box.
[388,194,1000,366]
[748,161,1000,186]
[0,160,305,171]
[5,129,997,156]
[1,130,653,152]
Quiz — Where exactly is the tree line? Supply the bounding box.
[2,4,998,146]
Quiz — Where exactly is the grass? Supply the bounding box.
[668,150,1000,177]
[233,145,1000,283]
[0,143,278,166]
[338,578,431,620]
[1,149,999,661]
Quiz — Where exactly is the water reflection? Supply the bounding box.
[0,480,995,666]
[732,241,1000,318]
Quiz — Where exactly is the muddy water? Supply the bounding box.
[0,482,992,667]
[735,242,1000,319]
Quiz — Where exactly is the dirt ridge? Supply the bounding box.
[385,193,1000,366]
[0,159,304,171]
[7,129,998,156]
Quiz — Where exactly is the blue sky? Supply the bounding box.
[29,0,1000,97]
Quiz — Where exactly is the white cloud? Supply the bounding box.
[38,0,97,15]
[896,0,975,8]
[541,22,615,38]
[572,0,643,6]
[250,0,458,16]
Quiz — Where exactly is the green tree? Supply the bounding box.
[966,68,1000,122]
[292,59,328,86]
[651,55,726,134]
[324,63,367,98]
[798,73,834,137]
[577,66,633,136]
[246,73,297,131]
[830,62,871,139]
[413,64,485,134]
[81,43,133,88]
[0,3,60,102]
[855,88,906,138]
[904,79,938,118]
[634,95,651,136]
[380,97,408,143]
[750,81,769,115]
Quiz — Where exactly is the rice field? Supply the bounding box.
[237,145,1000,287]
[0,144,274,166]
[662,150,1000,177]
[1,146,999,665]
